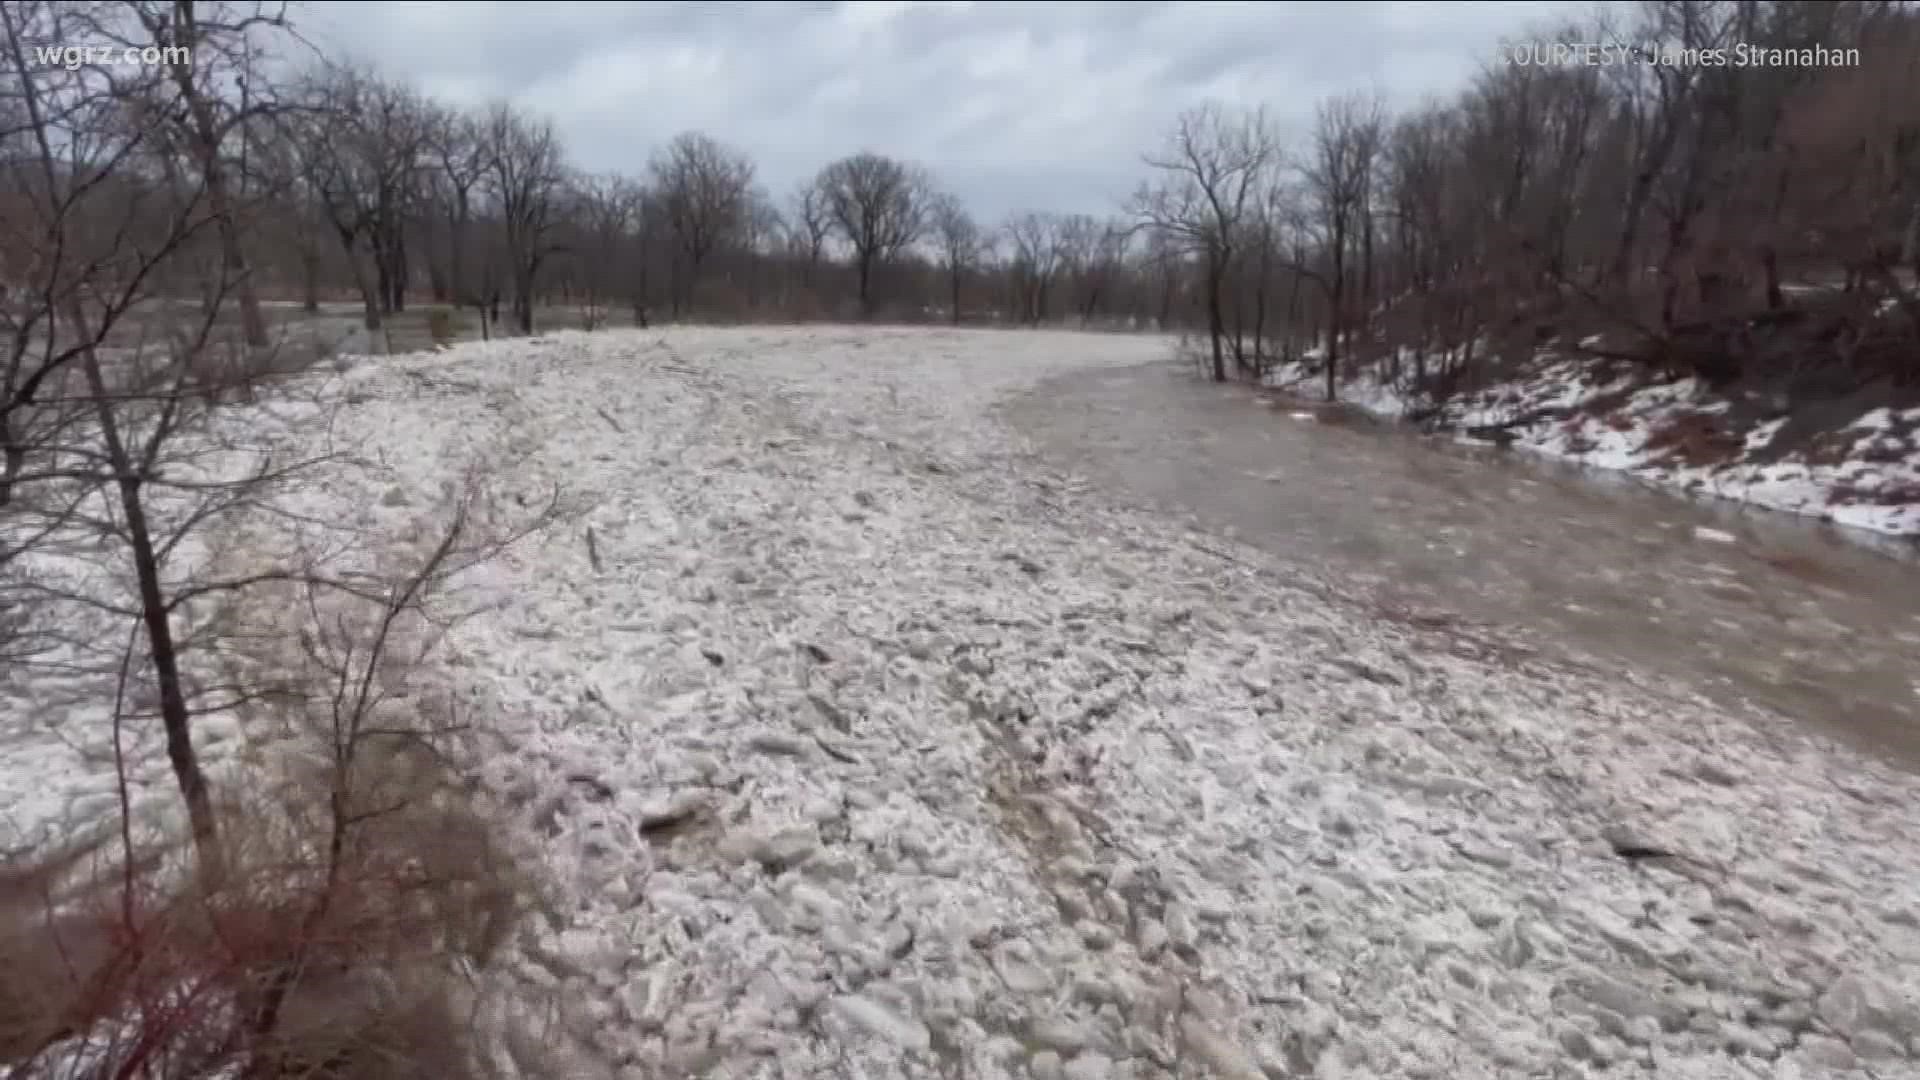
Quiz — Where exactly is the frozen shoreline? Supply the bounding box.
[9,326,1920,1077]
[1265,354,1920,542]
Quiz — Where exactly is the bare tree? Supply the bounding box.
[1303,92,1385,400]
[1,1,160,510]
[1053,214,1101,320]
[788,178,832,286]
[1381,104,1460,384]
[1138,226,1189,329]
[0,0,308,849]
[928,191,980,325]
[649,130,755,317]
[815,151,929,317]
[1135,103,1279,381]
[119,0,296,351]
[563,171,637,329]
[1004,212,1064,326]
[480,101,563,335]
[1779,11,1920,329]
[287,65,430,338]
[1054,215,1132,324]
[737,185,785,312]
[424,103,488,310]
[247,110,330,312]
[624,180,663,327]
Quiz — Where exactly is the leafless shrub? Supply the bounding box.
[1,492,572,1080]
[0,763,556,1080]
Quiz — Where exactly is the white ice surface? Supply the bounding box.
[9,326,1920,1078]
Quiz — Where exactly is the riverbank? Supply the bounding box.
[1264,352,1920,539]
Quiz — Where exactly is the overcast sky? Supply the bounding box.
[301,0,1591,221]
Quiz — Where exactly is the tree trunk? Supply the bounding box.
[352,264,382,331]
[1229,276,1246,371]
[390,230,408,313]
[337,231,384,333]
[633,256,651,328]
[680,252,702,317]
[514,266,535,335]
[1323,317,1338,402]
[1613,117,1681,288]
[1326,247,1347,403]
[447,195,470,306]
[78,346,216,853]
[949,265,962,325]
[375,249,393,316]
[300,248,319,313]
[210,172,267,349]
[1903,200,1920,285]
[1250,288,1267,373]
[1282,270,1303,363]
[1252,241,1274,372]
[118,467,214,850]
[1359,210,1375,348]
[1206,253,1228,384]
[168,0,267,351]
[424,215,448,303]
[0,417,21,510]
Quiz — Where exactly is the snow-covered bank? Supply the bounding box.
[1266,354,1920,538]
[11,326,1920,1078]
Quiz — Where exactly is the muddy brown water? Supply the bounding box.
[1003,361,1920,769]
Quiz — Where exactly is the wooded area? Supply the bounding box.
[1139,1,1920,396]
[12,2,1916,397]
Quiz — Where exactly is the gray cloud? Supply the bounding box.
[299,0,1592,221]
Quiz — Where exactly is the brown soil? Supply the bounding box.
[1644,413,1744,469]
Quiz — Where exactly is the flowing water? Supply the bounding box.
[1005,360,1920,768]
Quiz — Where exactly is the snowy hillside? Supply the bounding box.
[10,326,1920,1077]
